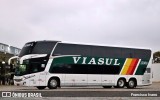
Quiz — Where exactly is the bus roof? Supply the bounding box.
[28,40,151,51]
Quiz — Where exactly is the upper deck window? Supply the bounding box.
[19,41,57,57]
[53,43,151,59]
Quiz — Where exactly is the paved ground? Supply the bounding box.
[0,82,160,91]
[0,82,160,100]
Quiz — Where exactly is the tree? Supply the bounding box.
[153,51,160,63]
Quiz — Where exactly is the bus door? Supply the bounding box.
[39,64,47,86]
[28,73,39,86]
[29,62,44,86]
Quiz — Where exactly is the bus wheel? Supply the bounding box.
[103,86,112,88]
[36,86,46,90]
[116,78,126,88]
[127,79,136,89]
[48,78,58,89]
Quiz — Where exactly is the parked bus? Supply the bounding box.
[12,40,152,89]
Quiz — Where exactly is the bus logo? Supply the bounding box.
[73,57,120,66]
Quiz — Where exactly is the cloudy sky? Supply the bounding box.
[0,0,160,52]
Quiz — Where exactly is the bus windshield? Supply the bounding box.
[15,59,47,76]
[15,65,27,76]
[19,41,57,57]
[19,42,35,57]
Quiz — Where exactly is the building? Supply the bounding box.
[0,43,21,63]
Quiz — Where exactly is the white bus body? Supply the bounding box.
[13,41,152,89]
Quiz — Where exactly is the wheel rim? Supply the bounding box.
[129,80,135,87]
[50,79,57,87]
[118,80,124,87]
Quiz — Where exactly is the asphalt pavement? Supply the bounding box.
[0,82,160,100]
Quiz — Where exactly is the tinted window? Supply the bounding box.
[121,48,134,58]
[15,57,48,76]
[91,46,108,57]
[53,44,75,55]
[91,46,122,58]
[30,62,45,73]
[32,41,56,54]
[53,43,91,56]
[49,64,120,74]
[76,45,91,56]
[71,64,88,74]
[19,42,35,57]
[49,64,88,74]
[49,64,68,73]
[19,41,57,57]
[102,65,120,74]
[53,43,151,59]
[134,49,151,59]
[87,65,102,74]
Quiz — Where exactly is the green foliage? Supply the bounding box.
[153,51,160,63]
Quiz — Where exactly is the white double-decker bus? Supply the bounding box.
[11,40,152,89]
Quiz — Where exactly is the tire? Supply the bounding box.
[116,78,126,88]
[127,79,136,89]
[103,86,112,88]
[48,78,59,89]
[36,86,46,90]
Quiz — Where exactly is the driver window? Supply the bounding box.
[30,62,45,73]
[31,62,40,73]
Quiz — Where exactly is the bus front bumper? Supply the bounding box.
[14,80,27,86]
